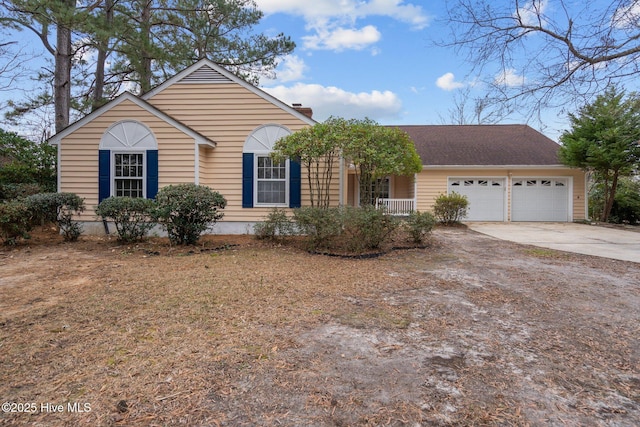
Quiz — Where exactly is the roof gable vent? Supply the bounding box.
[178,65,232,84]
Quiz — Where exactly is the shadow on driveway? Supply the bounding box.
[467,222,640,263]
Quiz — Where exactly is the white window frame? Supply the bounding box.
[253,153,289,207]
[112,151,146,198]
[355,176,394,206]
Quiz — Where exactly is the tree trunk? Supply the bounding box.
[54,14,72,132]
[602,171,620,222]
[139,0,153,94]
[93,0,114,111]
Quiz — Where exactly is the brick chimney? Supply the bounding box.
[292,103,313,119]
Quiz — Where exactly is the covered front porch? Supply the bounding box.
[345,173,417,216]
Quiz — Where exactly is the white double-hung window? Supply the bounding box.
[114,153,145,198]
[256,155,288,205]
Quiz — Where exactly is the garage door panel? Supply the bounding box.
[512,178,569,222]
[449,178,505,221]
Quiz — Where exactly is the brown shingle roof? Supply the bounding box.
[392,124,561,166]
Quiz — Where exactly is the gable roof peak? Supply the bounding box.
[142,59,315,125]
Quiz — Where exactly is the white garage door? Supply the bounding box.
[512,178,569,221]
[449,178,505,221]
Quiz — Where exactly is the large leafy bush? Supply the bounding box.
[26,192,85,241]
[96,197,157,242]
[0,129,57,197]
[433,192,468,225]
[254,208,297,240]
[154,184,226,245]
[590,177,640,225]
[404,210,436,243]
[292,206,343,250]
[0,200,32,245]
[341,205,399,251]
[292,206,399,252]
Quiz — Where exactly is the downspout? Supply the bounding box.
[339,150,344,206]
[56,142,61,193]
[194,141,200,185]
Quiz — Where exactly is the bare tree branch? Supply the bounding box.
[440,0,640,115]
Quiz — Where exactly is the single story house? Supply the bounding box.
[49,59,586,234]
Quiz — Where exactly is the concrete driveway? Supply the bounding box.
[467,222,640,263]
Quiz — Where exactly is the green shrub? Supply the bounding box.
[26,192,85,241]
[0,182,43,201]
[589,178,640,224]
[609,179,640,225]
[254,208,296,240]
[404,210,436,243]
[0,130,57,193]
[433,192,468,225]
[154,184,226,245]
[293,206,399,252]
[96,197,157,242]
[341,205,399,251]
[0,200,32,245]
[292,206,343,250]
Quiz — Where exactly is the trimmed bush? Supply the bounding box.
[0,200,32,245]
[341,205,399,251]
[254,208,296,240]
[0,183,43,201]
[26,192,85,241]
[404,210,436,243]
[96,197,157,242]
[292,206,343,250]
[433,192,468,225]
[154,184,226,245]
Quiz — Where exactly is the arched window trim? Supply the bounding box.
[242,124,300,208]
[98,120,159,201]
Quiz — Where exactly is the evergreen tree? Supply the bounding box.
[559,87,640,222]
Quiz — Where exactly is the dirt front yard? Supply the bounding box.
[0,227,639,426]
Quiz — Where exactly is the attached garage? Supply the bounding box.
[393,125,588,223]
[511,178,570,222]
[449,178,505,221]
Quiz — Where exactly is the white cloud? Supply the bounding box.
[255,0,429,52]
[262,82,402,122]
[514,0,549,26]
[256,0,429,28]
[612,2,640,29]
[303,25,381,51]
[270,55,307,83]
[494,68,526,87]
[436,73,464,91]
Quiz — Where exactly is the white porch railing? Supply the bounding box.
[375,198,415,216]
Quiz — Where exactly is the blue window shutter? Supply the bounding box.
[98,150,110,202]
[242,153,254,208]
[289,158,301,208]
[146,149,158,199]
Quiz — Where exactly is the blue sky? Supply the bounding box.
[252,0,570,141]
[2,0,631,142]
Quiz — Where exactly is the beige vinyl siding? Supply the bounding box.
[58,99,196,219]
[147,83,340,222]
[416,167,586,221]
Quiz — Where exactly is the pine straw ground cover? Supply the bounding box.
[0,227,639,426]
